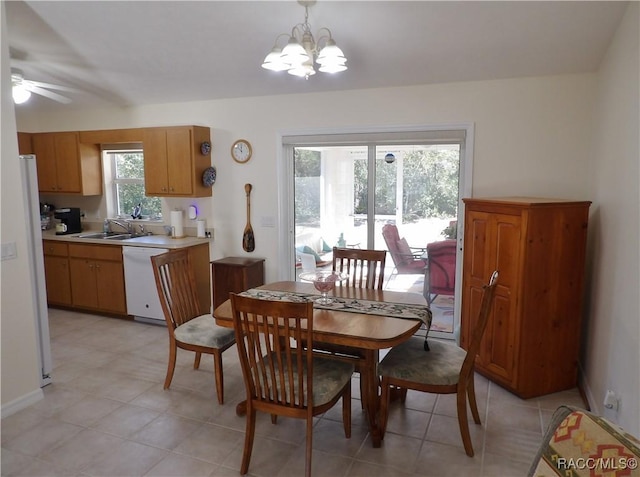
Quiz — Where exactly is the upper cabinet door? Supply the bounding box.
[166,127,193,195]
[143,128,169,195]
[32,133,58,192]
[143,126,211,198]
[18,132,33,155]
[54,132,82,193]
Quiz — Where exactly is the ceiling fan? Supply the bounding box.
[11,68,73,104]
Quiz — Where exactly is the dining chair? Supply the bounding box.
[230,293,353,477]
[326,247,387,406]
[151,249,236,404]
[378,270,499,457]
[332,246,387,289]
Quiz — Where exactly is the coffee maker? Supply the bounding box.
[54,208,82,235]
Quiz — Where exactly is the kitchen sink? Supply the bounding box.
[105,234,134,240]
[76,232,156,241]
[77,232,132,240]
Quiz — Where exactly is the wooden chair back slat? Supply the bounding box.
[151,249,202,329]
[332,247,386,290]
[231,294,314,411]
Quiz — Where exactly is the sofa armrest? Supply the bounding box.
[528,405,640,477]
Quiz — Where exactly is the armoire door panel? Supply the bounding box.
[484,293,515,381]
[467,213,488,284]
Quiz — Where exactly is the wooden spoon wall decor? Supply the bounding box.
[242,183,255,252]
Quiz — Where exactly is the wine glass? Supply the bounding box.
[299,270,349,305]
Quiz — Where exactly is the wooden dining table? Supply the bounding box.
[213,280,429,448]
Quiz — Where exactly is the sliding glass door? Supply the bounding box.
[285,128,470,338]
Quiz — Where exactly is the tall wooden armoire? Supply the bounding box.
[460,197,591,398]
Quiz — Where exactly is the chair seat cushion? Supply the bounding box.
[311,357,355,406]
[174,314,235,348]
[260,354,355,407]
[400,260,428,272]
[378,337,465,386]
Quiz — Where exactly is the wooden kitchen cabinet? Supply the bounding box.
[68,243,127,315]
[460,197,591,398]
[211,257,265,309]
[143,126,212,197]
[32,131,102,195]
[18,132,33,155]
[42,240,72,306]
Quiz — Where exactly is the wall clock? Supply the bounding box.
[231,139,252,164]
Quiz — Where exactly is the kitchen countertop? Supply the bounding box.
[42,229,212,249]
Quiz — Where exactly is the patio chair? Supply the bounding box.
[424,239,457,304]
[381,224,427,276]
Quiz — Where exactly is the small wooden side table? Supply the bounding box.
[210,257,265,310]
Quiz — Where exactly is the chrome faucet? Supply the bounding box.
[105,219,132,234]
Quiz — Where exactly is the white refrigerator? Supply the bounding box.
[20,154,53,386]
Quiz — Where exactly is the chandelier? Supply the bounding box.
[261,0,347,79]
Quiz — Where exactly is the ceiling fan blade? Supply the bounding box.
[28,85,72,104]
[26,79,77,92]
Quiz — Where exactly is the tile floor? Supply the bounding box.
[2,308,587,477]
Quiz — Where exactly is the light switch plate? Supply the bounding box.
[260,216,275,228]
[1,242,17,261]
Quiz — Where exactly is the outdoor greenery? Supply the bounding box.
[294,147,459,225]
[294,148,322,224]
[113,152,162,219]
[356,148,460,222]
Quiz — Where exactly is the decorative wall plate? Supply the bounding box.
[200,141,212,156]
[202,166,217,186]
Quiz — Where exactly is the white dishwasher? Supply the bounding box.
[122,246,169,323]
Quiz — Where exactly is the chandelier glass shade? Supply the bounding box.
[262,2,347,79]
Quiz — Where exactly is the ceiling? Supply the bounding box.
[6,1,628,114]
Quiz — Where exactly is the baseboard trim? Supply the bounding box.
[1,387,44,419]
[577,362,596,413]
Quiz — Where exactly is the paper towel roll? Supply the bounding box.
[170,210,184,238]
[197,219,206,238]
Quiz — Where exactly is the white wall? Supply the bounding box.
[17,73,596,282]
[585,2,639,434]
[1,4,44,413]
[6,6,638,436]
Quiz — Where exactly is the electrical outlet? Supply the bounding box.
[604,390,618,411]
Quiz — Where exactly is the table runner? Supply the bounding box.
[238,288,433,332]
